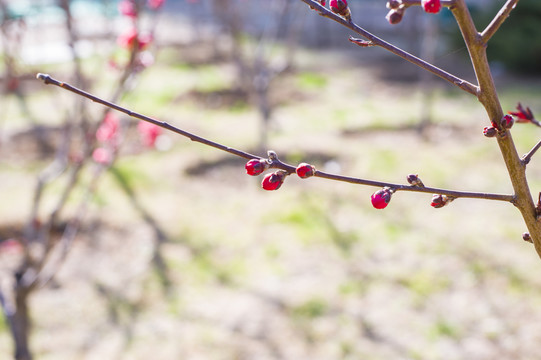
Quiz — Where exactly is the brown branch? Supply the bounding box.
[298,0,478,95]
[450,0,541,258]
[37,73,260,161]
[522,139,541,166]
[481,0,520,44]
[36,74,514,204]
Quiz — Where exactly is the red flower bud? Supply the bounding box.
[245,159,267,176]
[523,232,533,243]
[483,126,497,138]
[330,0,351,21]
[296,163,316,179]
[371,188,393,209]
[386,7,404,25]
[500,114,514,130]
[422,0,441,13]
[330,0,347,12]
[430,194,452,208]
[261,171,287,191]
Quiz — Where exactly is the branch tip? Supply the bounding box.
[36,73,51,84]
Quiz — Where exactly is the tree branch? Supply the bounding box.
[481,0,520,44]
[298,0,479,95]
[450,0,541,258]
[522,139,541,166]
[36,73,260,161]
[36,73,514,205]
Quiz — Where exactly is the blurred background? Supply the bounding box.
[1,0,541,359]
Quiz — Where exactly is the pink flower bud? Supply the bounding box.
[371,188,393,209]
[261,171,287,191]
[523,232,533,243]
[500,114,514,130]
[245,159,267,176]
[296,163,316,179]
[483,126,497,138]
[422,0,441,13]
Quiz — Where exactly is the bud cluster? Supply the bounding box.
[483,114,515,138]
[311,0,352,22]
[244,153,317,191]
[385,0,442,25]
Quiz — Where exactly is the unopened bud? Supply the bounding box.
[386,0,401,10]
[407,174,424,187]
[500,114,514,130]
[245,159,268,176]
[386,7,405,25]
[430,194,453,208]
[261,170,287,191]
[422,0,442,14]
[523,232,533,243]
[371,187,393,209]
[330,0,352,21]
[296,163,316,179]
[483,126,497,138]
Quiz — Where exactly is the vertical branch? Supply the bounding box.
[450,0,541,257]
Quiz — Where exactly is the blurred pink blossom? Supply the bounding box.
[148,0,166,9]
[119,0,137,17]
[138,121,162,147]
[117,28,153,50]
[96,113,120,143]
[92,147,113,165]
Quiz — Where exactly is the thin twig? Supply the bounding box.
[298,0,479,95]
[522,139,541,165]
[37,73,260,161]
[37,74,514,204]
[481,0,520,44]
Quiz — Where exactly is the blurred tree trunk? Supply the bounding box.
[12,287,32,360]
[2,280,33,360]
